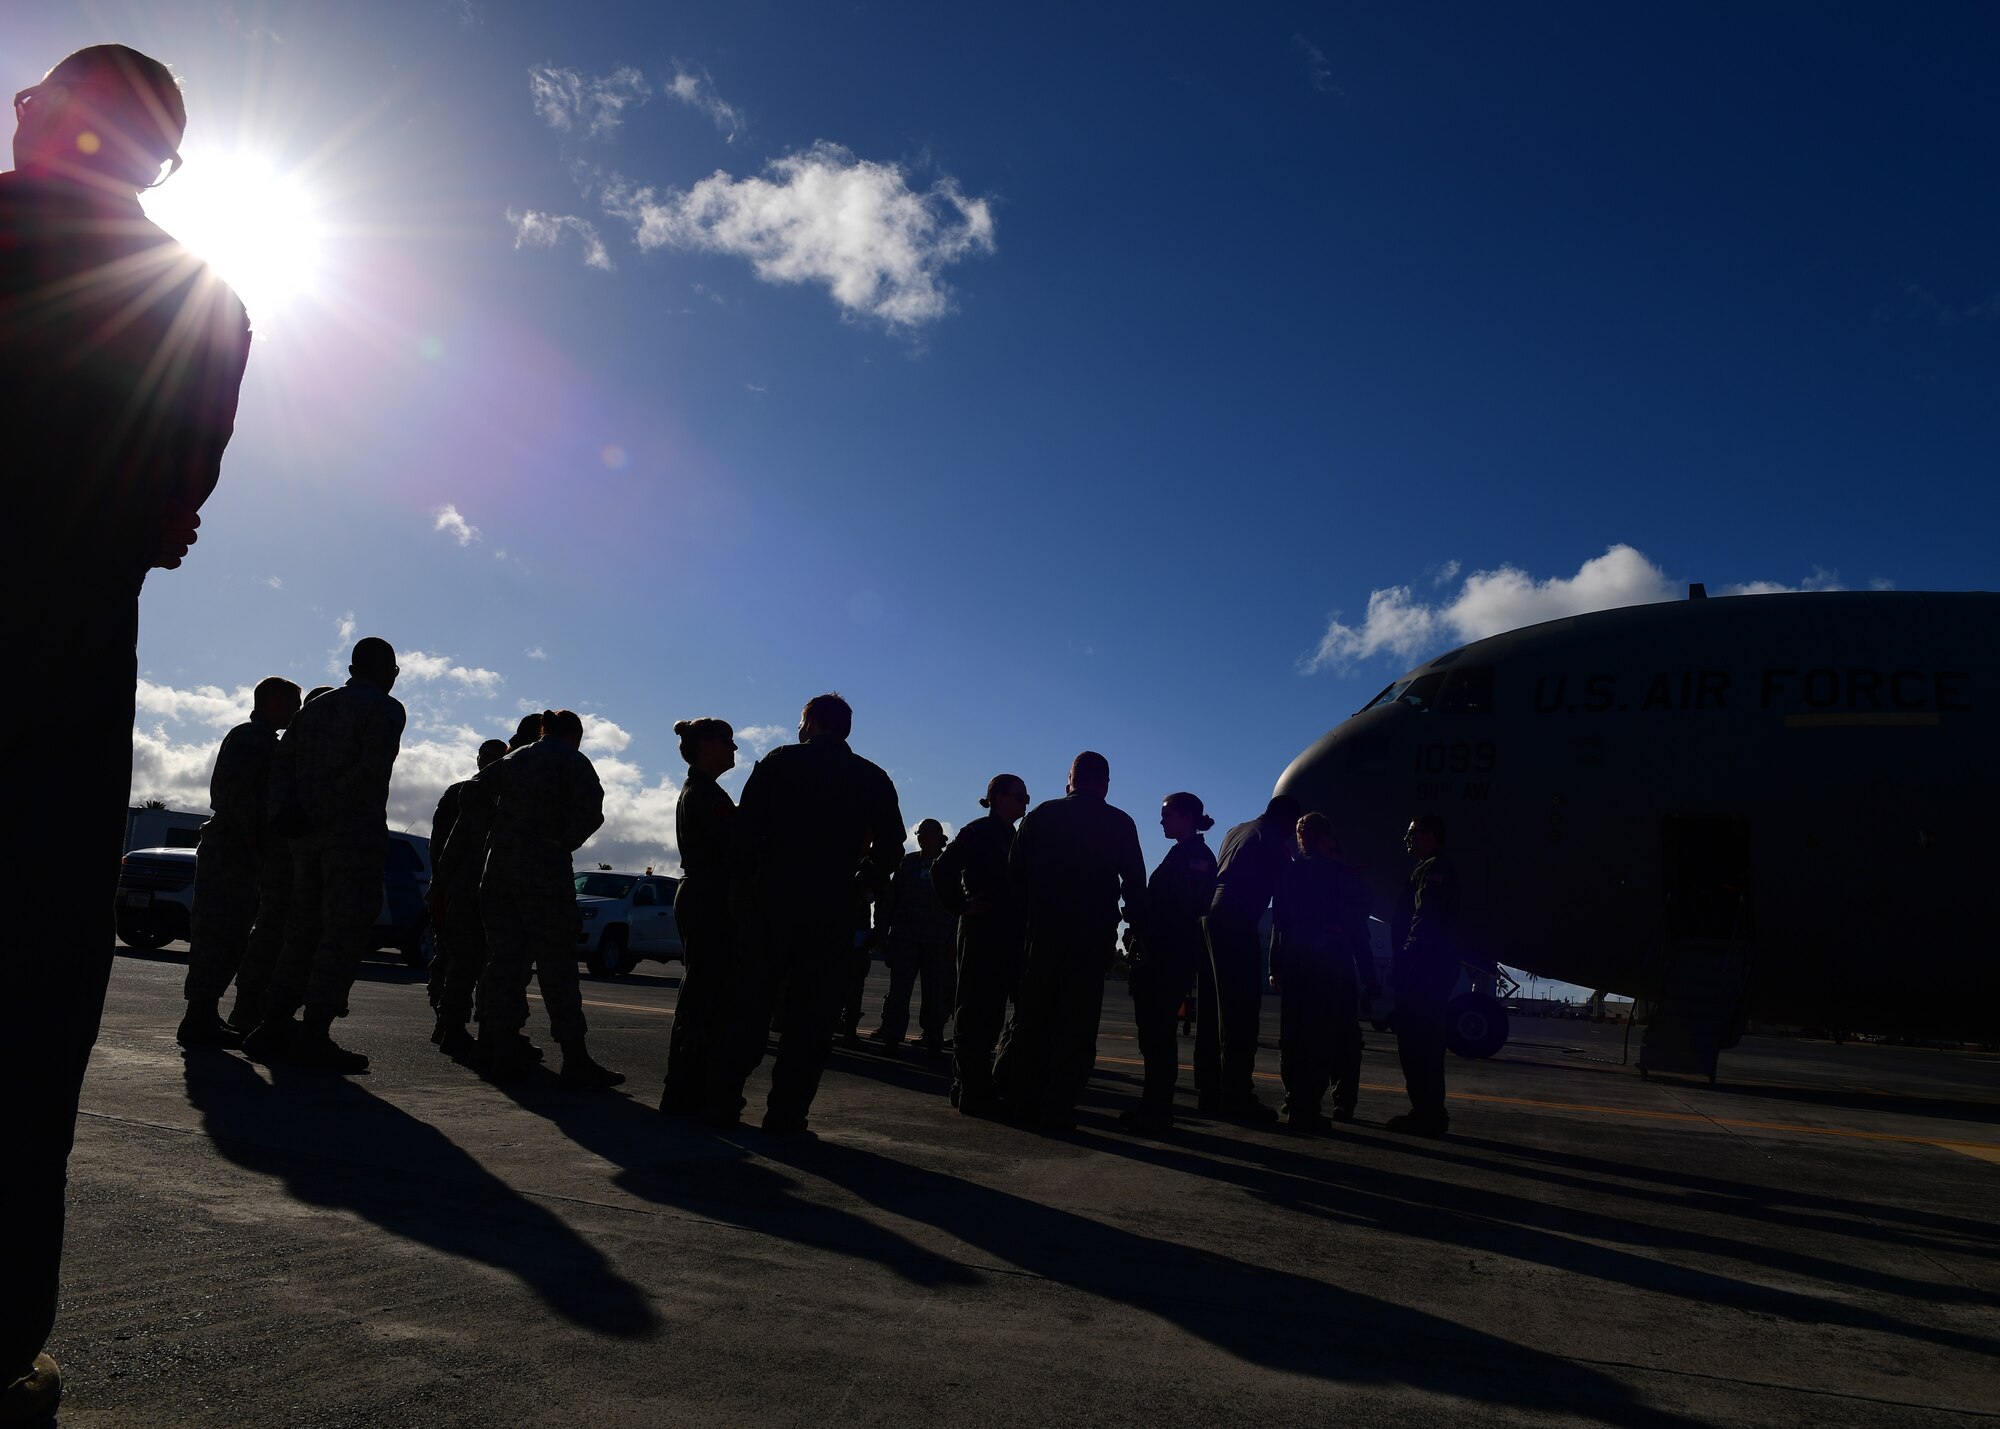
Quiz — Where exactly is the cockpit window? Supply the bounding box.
[1438,666,1494,714]
[1362,679,1412,712]
[1400,672,1449,709]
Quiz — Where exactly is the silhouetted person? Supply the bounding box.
[1388,813,1459,1136]
[424,737,508,1056]
[834,870,884,1047]
[869,818,958,1054]
[178,676,301,1047]
[474,710,622,1087]
[1120,792,1216,1134]
[1270,814,1372,1131]
[707,693,905,1134]
[230,683,336,1032]
[242,638,405,1073]
[996,752,1146,1132]
[1,44,250,1418]
[1198,794,1300,1122]
[934,774,1029,1115]
[660,717,738,1114]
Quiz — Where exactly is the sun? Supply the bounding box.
[142,149,326,328]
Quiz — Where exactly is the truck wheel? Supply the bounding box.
[588,927,631,977]
[1446,992,1508,1059]
[117,916,174,952]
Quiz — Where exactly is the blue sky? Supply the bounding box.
[11,3,1994,912]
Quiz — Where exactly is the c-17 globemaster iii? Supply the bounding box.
[1275,589,1997,1074]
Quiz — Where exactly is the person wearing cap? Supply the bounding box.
[2,43,252,1419]
[1120,792,1217,1133]
[931,775,1030,1114]
[868,818,959,1054]
[996,752,1147,1132]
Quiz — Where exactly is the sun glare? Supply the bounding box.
[143,150,326,328]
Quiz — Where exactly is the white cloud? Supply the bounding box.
[665,68,743,138]
[400,649,504,694]
[528,64,649,140]
[136,679,253,729]
[506,208,612,271]
[1302,545,1873,671]
[265,575,283,590]
[1292,34,1342,95]
[337,612,356,643]
[432,503,481,546]
[131,725,225,810]
[734,724,789,756]
[601,143,997,328]
[526,646,547,660]
[583,717,633,754]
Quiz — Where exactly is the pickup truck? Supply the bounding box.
[574,870,684,977]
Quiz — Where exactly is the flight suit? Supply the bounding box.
[1,167,250,1381]
[933,814,1025,1109]
[1129,837,1216,1111]
[1391,853,1460,1128]
[874,848,958,1046]
[476,739,605,1043]
[264,677,406,1020]
[662,768,736,1112]
[707,737,904,1125]
[1200,815,1294,1107]
[229,832,293,1032]
[184,713,281,1003]
[1271,856,1371,1121]
[996,792,1146,1124]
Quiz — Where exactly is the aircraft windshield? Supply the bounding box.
[1362,667,1492,713]
[574,873,638,898]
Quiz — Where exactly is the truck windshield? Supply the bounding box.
[574,873,638,898]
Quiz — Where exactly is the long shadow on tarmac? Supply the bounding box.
[753,1134,1705,1427]
[486,1069,982,1292]
[501,1068,1693,1424]
[180,1049,659,1337]
[1074,1122,2000,1362]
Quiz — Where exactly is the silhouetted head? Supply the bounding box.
[14,46,186,191]
[799,692,852,742]
[1068,751,1110,797]
[252,676,302,730]
[979,773,1030,825]
[916,818,948,856]
[1296,812,1337,861]
[1405,813,1446,860]
[1264,793,1303,825]
[303,685,334,705]
[349,638,397,694]
[1160,791,1213,843]
[510,712,543,750]
[674,717,736,776]
[542,708,584,749]
[476,739,508,770]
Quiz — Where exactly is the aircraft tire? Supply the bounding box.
[1446,992,1508,1059]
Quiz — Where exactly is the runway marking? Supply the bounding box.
[1092,1053,2000,1158]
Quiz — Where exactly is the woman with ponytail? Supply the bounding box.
[1120,791,1217,1133]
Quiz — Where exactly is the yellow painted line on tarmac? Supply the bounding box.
[1093,1054,2000,1158]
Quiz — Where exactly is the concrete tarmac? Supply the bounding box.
[50,947,2000,1426]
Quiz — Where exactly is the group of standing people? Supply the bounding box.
[656,717,1464,1142]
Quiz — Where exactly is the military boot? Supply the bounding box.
[240,1014,297,1063]
[479,1029,535,1083]
[176,1001,244,1049]
[433,1016,475,1060]
[287,1012,370,1074]
[558,1040,625,1090]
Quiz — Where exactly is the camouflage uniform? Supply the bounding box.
[265,678,406,1018]
[229,835,292,1031]
[475,739,605,1043]
[183,713,280,1003]
[426,778,491,1023]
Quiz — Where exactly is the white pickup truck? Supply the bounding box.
[573,870,684,977]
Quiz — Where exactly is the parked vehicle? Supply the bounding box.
[574,870,683,977]
[114,830,434,967]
